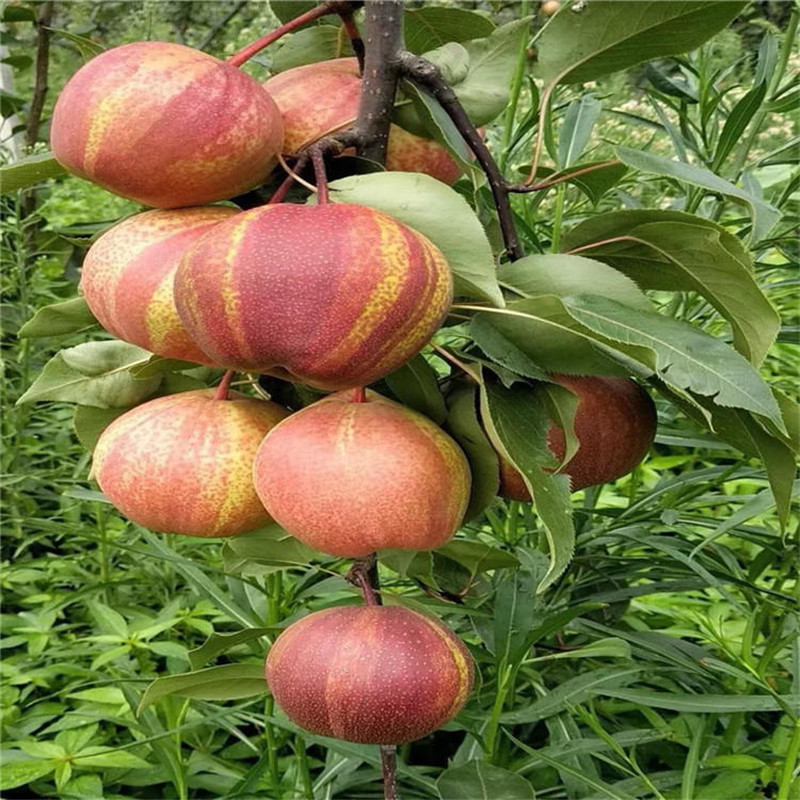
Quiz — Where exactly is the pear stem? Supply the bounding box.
[380,745,399,800]
[351,386,367,403]
[346,553,382,606]
[214,370,235,400]
[268,154,310,204]
[310,145,329,204]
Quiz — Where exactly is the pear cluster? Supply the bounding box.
[53,36,655,748]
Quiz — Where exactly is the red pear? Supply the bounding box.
[265,58,462,184]
[174,203,453,390]
[93,390,288,537]
[81,207,238,364]
[253,391,471,557]
[266,606,473,744]
[499,375,657,499]
[51,42,283,208]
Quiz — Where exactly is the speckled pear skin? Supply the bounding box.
[81,207,238,364]
[93,389,288,537]
[266,606,473,744]
[51,42,284,208]
[264,58,461,184]
[253,391,471,557]
[499,375,657,500]
[174,203,453,390]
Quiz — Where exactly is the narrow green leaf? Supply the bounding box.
[138,664,266,714]
[437,540,519,575]
[616,146,779,240]
[44,27,105,59]
[558,95,602,168]
[222,524,319,570]
[74,749,151,769]
[601,688,798,713]
[271,26,353,72]
[189,628,276,671]
[18,297,98,338]
[500,667,642,724]
[713,82,767,170]
[0,153,67,195]
[328,172,503,306]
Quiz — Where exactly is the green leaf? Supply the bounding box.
[74,748,151,769]
[470,315,550,382]
[536,1,746,86]
[643,63,698,102]
[17,341,161,408]
[73,406,130,451]
[0,153,67,195]
[222,524,319,572]
[18,297,98,338]
[138,664,266,714]
[493,568,539,666]
[500,667,642,724]
[616,146,780,241]
[563,213,779,365]
[537,637,631,661]
[445,386,500,520]
[3,5,36,21]
[561,295,784,431]
[558,95,602,168]
[705,755,765,771]
[600,688,798,713]
[656,383,797,528]
[327,171,503,306]
[90,602,129,638]
[385,354,447,424]
[189,628,276,671]
[498,254,651,311]
[437,760,535,800]
[404,7,495,55]
[479,379,575,593]
[471,296,639,376]
[713,82,767,170]
[424,18,531,126]
[271,26,354,73]
[45,27,105,59]
[437,540,519,575]
[0,759,57,790]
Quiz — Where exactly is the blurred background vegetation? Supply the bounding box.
[1,2,798,799]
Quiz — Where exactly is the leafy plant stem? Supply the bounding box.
[499,0,530,173]
[380,745,399,800]
[95,501,111,604]
[484,663,513,761]
[264,696,280,785]
[777,717,800,800]
[295,734,314,799]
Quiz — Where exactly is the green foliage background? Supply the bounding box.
[1,2,798,799]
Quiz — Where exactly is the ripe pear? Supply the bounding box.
[93,389,288,537]
[174,203,453,390]
[81,207,238,364]
[253,391,471,557]
[51,42,283,207]
[267,605,473,744]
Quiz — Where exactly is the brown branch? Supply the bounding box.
[355,0,404,164]
[397,51,524,261]
[25,1,53,148]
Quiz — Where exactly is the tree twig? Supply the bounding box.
[397,51,524,261]
[25,1,53,148]
[198,0,247,52]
